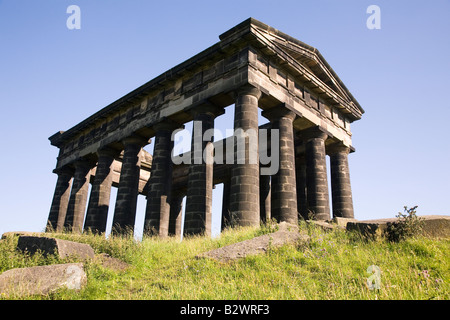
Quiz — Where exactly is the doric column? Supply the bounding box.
[259,173,271,223]
[168,190,184,237]
[112,135,148,235]
[144,121,179,237]
[184,105,223,236]
[84,147,118,234]
[295,155,308,220]
[262,105,298,224]
[229,85,261,227]
[64,159,93,233]
[328,144,354,219]
[47,166,74,232]
[303,127,330,220]
[221,176,231,230]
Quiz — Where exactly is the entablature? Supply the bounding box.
[49,17,363,170]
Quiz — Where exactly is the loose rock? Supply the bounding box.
[0,263,86,297]
[198,223,309,263]
[17,236,95,260]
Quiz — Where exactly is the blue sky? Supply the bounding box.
[0,0,449,237]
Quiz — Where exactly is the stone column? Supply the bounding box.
[144,122,179,237]
[259,173,271,223]
[184,105,223,236]
[112,135,148,235]
[221,177,231,230]
[262,106,298,224]
[47,166,74,232]
[168,191,184,237]
[229,85,261,227]
[328,144,354,219]
[303,128,330,220]
[84,147,118,234]
[295,155,308,220]
[64,160,93,233]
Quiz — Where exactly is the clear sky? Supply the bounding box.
[0,0,449,238]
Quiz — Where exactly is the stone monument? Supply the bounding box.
[47,18,364,237]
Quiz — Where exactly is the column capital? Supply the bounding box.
[300,126,329,142]
[152,118,184,132]
[73,158,96,169]
[121,134,150,147]
[234,84,262,100]
[327,142,351,156]
[96,146,121,158]
[53,165,75,176]
[187,101,225,119]
[261,104,297,122]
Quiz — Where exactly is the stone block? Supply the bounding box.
[346,215,450,239]
[197,222,308,262]
[307,220,335,231]
[330,217,358,228]
[418,215,450,238]
[17,236,95,260]
[0,263,86,297]
[346,218,400,239]
[1,231,46,240]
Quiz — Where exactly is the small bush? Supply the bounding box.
[386,206,424,242]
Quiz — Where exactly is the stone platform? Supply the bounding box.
[346,215,450,239]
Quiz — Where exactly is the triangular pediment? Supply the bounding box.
[220,18,364,118]
[269,37,349,99]
[252,20,363,116]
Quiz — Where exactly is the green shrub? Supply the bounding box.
[386,206,424,242]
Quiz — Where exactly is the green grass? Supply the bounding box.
[1,222,449,300]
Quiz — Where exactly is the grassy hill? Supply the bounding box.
[0,221,448,300]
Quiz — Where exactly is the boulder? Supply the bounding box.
[0,263,86,297]
[17,236,95,260]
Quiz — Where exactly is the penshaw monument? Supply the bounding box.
[46,18,364,238]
